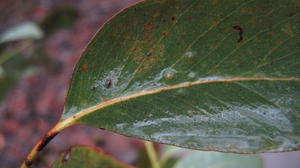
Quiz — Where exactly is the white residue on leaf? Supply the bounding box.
[187,72,196,78]
[126,67,177,93]
[62,106,78,119]
[197,75,225,82]
[185,51,194,58]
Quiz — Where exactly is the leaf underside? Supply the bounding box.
[63,0,300,153]
[51,146,132,168]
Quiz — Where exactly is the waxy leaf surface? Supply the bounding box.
[63,0,300,153]
[51,146,132,168]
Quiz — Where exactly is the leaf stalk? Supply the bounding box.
[20,119,74,168]
[144,141,160,168]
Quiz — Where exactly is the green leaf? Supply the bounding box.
[60,0,300,153]
[174,148,263,168]
[51,146,133,168]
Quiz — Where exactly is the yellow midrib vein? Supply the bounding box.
[58,77,300,130]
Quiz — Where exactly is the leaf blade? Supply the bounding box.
[62,0,300,153]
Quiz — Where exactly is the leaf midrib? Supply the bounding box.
[59,77,299,129]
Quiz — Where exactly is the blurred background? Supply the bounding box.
[0,0,299,168]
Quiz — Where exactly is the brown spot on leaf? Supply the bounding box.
[130,41,165,72]
[233,25,243,43]
[212,69,220,73]
[144,23,155,42]
[102,98,110,103]
[288,12,296,17]
[162,32,169,36]
[171,16,176,21]
[145,23,154,31]
[240,9,256,15]
[250,17,257,23]
[81,64,88,72]
[276,40,284,45]
[252,61,258,65]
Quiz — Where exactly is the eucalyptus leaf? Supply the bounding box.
[51,146,133,168]
[61,0,300,153]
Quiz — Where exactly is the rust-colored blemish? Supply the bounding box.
[81,64,88,72]
[143,23,155,42]
[102,98,110,103]
[162,31,169,36]
[233,25,243,43]
[240,9,256,15]
[288,12,296,17]
[145,23,154,31]
[276,40,284,45]
[212,69,220,73]
[130,40,164,72]
[250,17,257,23]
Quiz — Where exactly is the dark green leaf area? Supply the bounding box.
[65,0,300,153]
